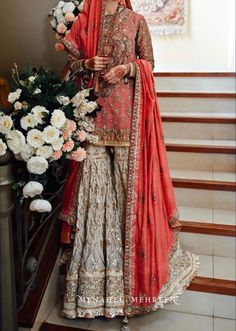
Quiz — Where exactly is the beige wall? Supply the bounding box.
[0,0,67,82]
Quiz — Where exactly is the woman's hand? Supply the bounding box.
[104,64,130,84]
[84,56,109,71]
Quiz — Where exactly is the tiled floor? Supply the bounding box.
[46,302,236,331]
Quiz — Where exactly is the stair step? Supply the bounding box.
[166,138,236,154]
[159,98,235,114]
[162,113,236,124]
[40,322,89,331]
[179,206,235,227]
[181,221,236,237]
[154,73,236,92]
[189,277,236,296]
[157,91,236,98]
[180,232,235,258]
[164,122,235,140]
[154,72,236,77]
[167,152,235,172]
[171,169,236,191]
[45,304,236,331]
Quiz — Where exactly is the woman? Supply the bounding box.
[59,0,200,329]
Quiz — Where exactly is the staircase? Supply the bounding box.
[20,73,236,331]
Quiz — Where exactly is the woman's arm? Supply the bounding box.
[133,16,155,74]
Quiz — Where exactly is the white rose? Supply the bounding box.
[14,101,23,110]
[56,15,66,24]
[50,18,57,29]
[72,92,85,107]
[43,126,60,144]
[0,115,13,134]
[62,2,75,13]
[34,88,41,95]
[57,1,66,9]
[27,156,49,174]
[7,89,22,103]
[7,130,26,154]
[20,114,36,130]
[52,137,64,151]
[57,96,70,106]
[27,129,44,148]
[30,199,52,213]
[81,101,97,114]
[80,88,90,98]
[20,144,35,161]
[36,145,53,159]
[31,106,49,125]
[23,181,44,198]
[0,138,7,156]
[78,1,84,12]
[79,118,95,133]
[28,76,36,82]
[50,109,66,129]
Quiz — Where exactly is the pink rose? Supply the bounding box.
[65,119,77,132]
[62,140,74,152]
[70,147,87,162]
[52,150,62,160]
[61,130,72,140]
[57,23,67,34]
[55,43,65,52]
[65,12,75,22]
[76,130,87,142]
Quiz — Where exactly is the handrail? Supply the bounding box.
[0,151,17,331]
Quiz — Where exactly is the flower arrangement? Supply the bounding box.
[0,64,100,213]
[49,0,84,52]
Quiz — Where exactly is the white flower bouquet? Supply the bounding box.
[49,0,84,52]
[0,64,100,212]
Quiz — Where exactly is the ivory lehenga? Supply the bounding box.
[59,0,200,320]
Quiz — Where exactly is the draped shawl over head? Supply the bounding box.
[60,0,182,316]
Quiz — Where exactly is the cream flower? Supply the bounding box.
[36,145,53,159]
[31,106,49,125]
[20,114,36,130]
[27,156,49,174]
[50,109,66,129]
[80,88,90,98]
[80,101,97,114]
[7,130,25,154]
[62,2,75,13]
[52,137,64,151]
[14,101,23,110]
[57,95,70,106]
[27,129,44,148]
[20,144,35,161]
[28,76,36,82]
[7,89,22,103]
[0,115,13,134]
[43,126,60,144]
[0,138,7,156]
[34,88,41,95]
[23,181,44,198]
[72,92,85,108]
[30,199,52,213]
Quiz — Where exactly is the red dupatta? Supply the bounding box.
[59,0,182,315]
[123,60,182,315]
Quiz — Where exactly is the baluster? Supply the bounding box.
[0,151,17,331]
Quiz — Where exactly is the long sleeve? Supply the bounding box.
[135,16,155,70]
